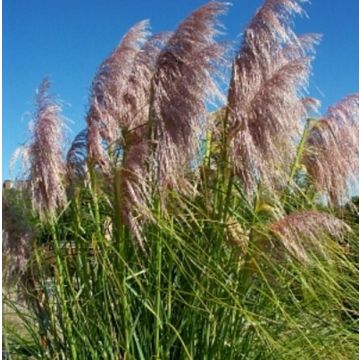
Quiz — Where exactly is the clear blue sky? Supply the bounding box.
[3,0,359,180]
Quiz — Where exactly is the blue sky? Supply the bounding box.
[3,0,359,180]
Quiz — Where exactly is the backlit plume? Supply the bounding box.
[86,20,150,167]
[117,33,170,248]
[227,0,320,195]
[151,1,229,194]
[303,94,359,205]
[14,78,67,218]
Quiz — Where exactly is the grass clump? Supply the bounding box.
[3,1,358,359]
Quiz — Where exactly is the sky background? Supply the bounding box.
[3,0,359,180]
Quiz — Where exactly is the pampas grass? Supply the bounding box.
[303,95,359,205]
[151,1,229,195]
[3,1,358,359]
[11,78,67,218]
[227,0,320,195]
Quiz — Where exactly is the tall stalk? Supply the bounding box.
[113,165,132,355]
[89,164,102,240]
[219,63,236,223]
[50,219,77,359]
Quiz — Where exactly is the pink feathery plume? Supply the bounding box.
[86,20,150,167]
[87,112,109,171]
[151,1,229,194]
[119,140,151,249]
[66,129,88,181]
[85,22,169,247]
[269,210,350,262]
[117,33,171,249]
[120,33,171,131]
[227,0,320,195]
[16,78,67,218]
[303,94,359,205]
